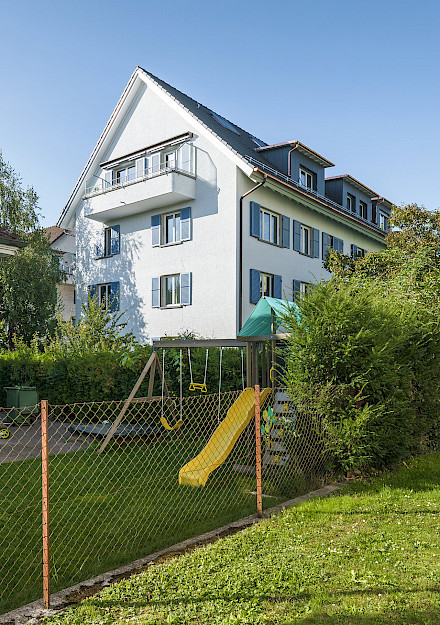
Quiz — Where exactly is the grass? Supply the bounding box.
[42,452,440,625]
[1,428,277,615]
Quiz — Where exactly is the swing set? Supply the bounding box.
[97,338,249,454]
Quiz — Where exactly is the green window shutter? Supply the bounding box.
[312,228,320,258]
[273,275,282,298]
[293,280,301,303]
[293,220,301,251]
[250,202,261,238]
[152,277,160,307]
[250,269,260,304]
[151,214,161,247]
[181,272,192,305]
[282,215,290,248]
[180,207,191,241]
[110,282,120,312]
[322,232,330,260]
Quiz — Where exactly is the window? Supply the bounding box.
[152,207,191,246]
[163,150,177,170]
[347,193,356,212]
[322,233,343,259]
[379,213,388,231]
[293,279,312,303]
[300,282,312,296]
[152,273,192,307]
[164,211,181,244]
[113,164,136,185]
[359,201,368,219]
[88,282,120,311]
[260,272,274,298]
[301,224,311,255]
[163,274,180,306]
[299,167,316,191]
[351,244,366,258]
[96,225,120,258]
[259,208,279,245]
[209,111,241,135]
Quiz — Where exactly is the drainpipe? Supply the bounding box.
[287,141,299,178]
[238,176,267,332]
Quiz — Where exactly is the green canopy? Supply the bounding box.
[238,297,301,337]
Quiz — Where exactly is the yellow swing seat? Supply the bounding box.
[160,416,183,431]
[189,382,207,393]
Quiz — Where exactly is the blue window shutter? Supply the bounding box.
[312,228,320,258]
[180,207,191,241]
[337,238,344,254]
[110,225,120,255]
[282,215,290,248]
[250,202,261,238]
[152,277,160,307]
[249,269,260,304]
[181,272,192,306]
[351,244,358,258]
[110,282,120,312]
[273,275,282,299]
[88,284,97,301]
[151,214,161,247]
[293,220,301,251]
[322,232,330,260]
[293,280,301,303]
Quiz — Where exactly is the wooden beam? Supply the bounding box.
[98,351,158,454]
[147,355,157,399]
[153,339,247,349]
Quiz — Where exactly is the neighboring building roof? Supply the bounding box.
[0,227,26,248]
[44,226,75,244]
[256,140,335,168]
[325,174,393,207]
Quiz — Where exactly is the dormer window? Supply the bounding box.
[359,201,368,219]
[299,167,316,191]
[347,193,356,212]
[379,213,388,231]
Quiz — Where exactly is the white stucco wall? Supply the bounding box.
[75,82,238,342]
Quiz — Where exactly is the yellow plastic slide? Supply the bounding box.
[178,387,271,487]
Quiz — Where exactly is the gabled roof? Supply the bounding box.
[256,140,334,168]
[44,226,75,244]
[0,227,26,248]
[325,174,393,207]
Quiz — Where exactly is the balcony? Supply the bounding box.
[84,143,196,223]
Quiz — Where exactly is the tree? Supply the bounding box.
[0,151,40,236]
[0,230,64,349]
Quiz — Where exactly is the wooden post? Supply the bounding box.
[271,340,276,390]
[246,342,252,387]
[147,355,157,399]
[98,351,158,454]
[41,400,50,609]
[254,385,263,518]
[252,341,258,387]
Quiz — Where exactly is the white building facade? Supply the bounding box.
[58,67,391,342]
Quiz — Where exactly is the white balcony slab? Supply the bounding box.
[85,172,196,222]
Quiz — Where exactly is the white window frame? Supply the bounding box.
[163,149,177,170]
[113,163,136,186]
[299,167,316,190]
[103,227,112,257]
[379,213,388,230]
[300,282,312,297]
[163,211,181,245]
[260,272,274,298]
[98,283,112,309]
[259,208,279,245]
[301,224,311,256]
[359,200,368,219]
[162,274,181,307]
[347,194,356,212]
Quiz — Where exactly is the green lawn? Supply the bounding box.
[43,453,440,625]
[0,430,269,615]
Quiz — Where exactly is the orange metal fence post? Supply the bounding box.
[41,400,50,609]
[255,385,263,518]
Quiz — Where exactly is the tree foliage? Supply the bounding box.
[0,151,40,236]
[0,230,64,348]
[283,203,440,471]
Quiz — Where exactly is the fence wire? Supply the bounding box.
[0,387,333,616]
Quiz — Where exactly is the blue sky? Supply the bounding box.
[1,0,439,226]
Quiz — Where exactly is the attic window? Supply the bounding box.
[210,111,240,135]
[250,135,267,148]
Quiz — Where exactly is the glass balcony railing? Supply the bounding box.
[84,142,195,198]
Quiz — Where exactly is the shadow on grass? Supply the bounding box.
[85,584,440,610]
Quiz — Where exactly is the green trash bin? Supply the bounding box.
[4,386,39,425]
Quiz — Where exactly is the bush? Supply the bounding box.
[282,280,440,472]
